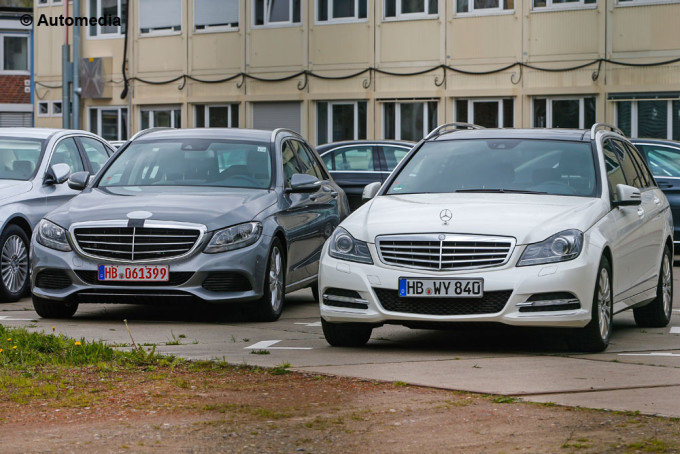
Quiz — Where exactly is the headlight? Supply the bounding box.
[328,227,373,264]
[517,229,583,267]
[204,222,262,253]
[36,219,72,252]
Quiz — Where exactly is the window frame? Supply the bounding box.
[140,106,182,129]
[616,0,680,7]
[88,0,127,39]
[455,0,515,17]
[88,106,129,142]
[193,0,240,33]
[316,0,368,24]
[37,101,50,118]
[139,0,182,36]
[615,99,678,140]
[51,101,63,117]
[316,100,367,145]
[532,96,596,129]
[382,100,438,141]
[0,34,29,74]
[454,98,514,128]
[532,0,597,12]
[253,0,302,28]
[194,104,239,128]
[384,0,438,20]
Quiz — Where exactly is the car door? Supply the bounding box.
[41,137,87,216]
[378,145,410,182]
[327,145,381,211]
[278,139,339,288]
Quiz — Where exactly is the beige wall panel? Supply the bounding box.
[136,36,186,73]
[449,16,520,61]
[608,64,680,90]
[187,80,244,100]
[249,29,304,69]
[522,67,600,91]
[35,117,63,129]
[527,10,599,57]
[612,5,680,53]
[379,21,440,63]
[307,72,371,97]
[447,70,518,92]
[34,24,63,78]
[310,24,372,66]
[131,82,187,103]
[190,33,244,72]
[245,77,307,98]
[374,72,443,93]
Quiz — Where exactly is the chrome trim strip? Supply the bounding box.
[69,220,207,264]
[516,299,580,308]
[322,294,369,305]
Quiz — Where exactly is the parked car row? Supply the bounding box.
[0,125,677,353]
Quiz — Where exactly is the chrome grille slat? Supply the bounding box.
[377,234,515,271]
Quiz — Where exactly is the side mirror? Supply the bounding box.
[362,182,382,201]
[67,171,91,190]
[44,163,71,185]
[289,173,321,193]
[613,184,642,207]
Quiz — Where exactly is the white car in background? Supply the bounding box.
[318,123,673,352]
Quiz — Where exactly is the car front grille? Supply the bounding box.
[73,226,202,262]
[202,272,252,292]
[373,288,512,316]
[376,234,515,271]
[74,270,194,286]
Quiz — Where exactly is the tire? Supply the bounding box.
[634,246,673,328]
[570,256,613,353]
[253,239,285,322]
[321,318,372,347]
[311,284,319,302]
[32,295,78,319]
[0,225,30,302]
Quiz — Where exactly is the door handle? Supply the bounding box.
[637,207,645,217]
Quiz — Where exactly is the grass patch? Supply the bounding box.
[250,350,270,355]
[270,362,291,375]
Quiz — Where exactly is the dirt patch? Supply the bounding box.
[1,364,679,453]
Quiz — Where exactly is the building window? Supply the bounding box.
[533,96,596,129]
[194,0,239,31]
[383,101,437,142]
[617,0,680,5]
[1,35,28,73]
[317,101,367,145]
[533,0,595,9]
[385,0,438,18]
[616,99,680,140]
[37,0,49,5]
[88,0,127,37]
[254,0,301,26]
[52,101,63,117]
[195,104,239,128]
[37,101,50,117]
[141,106,181,129]
[89,107,128,142]
[318,0,368,22]
[455,98,513,128]
[456,0,514,15]
[139,0,181,34]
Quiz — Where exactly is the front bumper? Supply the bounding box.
[30,234,272,304]
[319,242,600,328]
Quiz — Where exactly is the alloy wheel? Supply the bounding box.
[1,235,28,294]
[662,252,672,317]
[597,267,612,341]
[268,246,284,312]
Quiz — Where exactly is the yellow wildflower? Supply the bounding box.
[12,346,17,350]
[6,338,10,342]
[74,341,82,346]
[0,348,3,353]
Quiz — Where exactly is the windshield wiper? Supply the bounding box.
[455,189,548,194]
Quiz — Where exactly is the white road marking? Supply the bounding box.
[618,352,680,357]
[295,321,321,327]
[245,340,312,350]
[0,316,36,321]
[670,327,680,334]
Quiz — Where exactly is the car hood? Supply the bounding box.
[343,193,608,245]
[0,180,32,201]
[45,186,277,231]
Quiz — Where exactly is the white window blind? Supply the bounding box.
[195,0,238,26]
[139,0,181,30]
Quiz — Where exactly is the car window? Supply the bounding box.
[382,146,409,171]
[0,137,43,181]
[321,152,333,171]
[623,142,654,188]
[299,142,329,180]
[611,140,643,189]
[602,140,627,203]
[386,138,597,197]
[50,138,85,174]
[636,144,680,178]
[333,146,376,171]
[292,140,323,180]
[282,140,301,188]
[78,137,110,174]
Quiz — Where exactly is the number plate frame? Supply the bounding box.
[398,277,484,298]
[98,265,169,282]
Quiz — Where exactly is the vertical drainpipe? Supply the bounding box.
[61,43,71,129]
[29,24,34,127]
[72,0,81,130]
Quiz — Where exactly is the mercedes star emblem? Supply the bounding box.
[440,209,453,225]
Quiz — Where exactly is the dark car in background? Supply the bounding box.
[31,128,349,321]
[630,138,680,253]
[317,140,414,210]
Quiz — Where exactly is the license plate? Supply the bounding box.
[98,265,169,282]
[398,278,483,298]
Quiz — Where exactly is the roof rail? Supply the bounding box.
[129,127,175,141]
[271,128,302,143]
[590,123,624,140]
[425,122,484,140]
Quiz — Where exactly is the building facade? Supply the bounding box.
[32,0,680,144]
[0,4,32,127]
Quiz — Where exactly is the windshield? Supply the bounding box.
[386,139,597,197]
[98,138,273,189]
[0,138,44,181]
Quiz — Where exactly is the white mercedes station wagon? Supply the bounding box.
[318,123,674,352]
